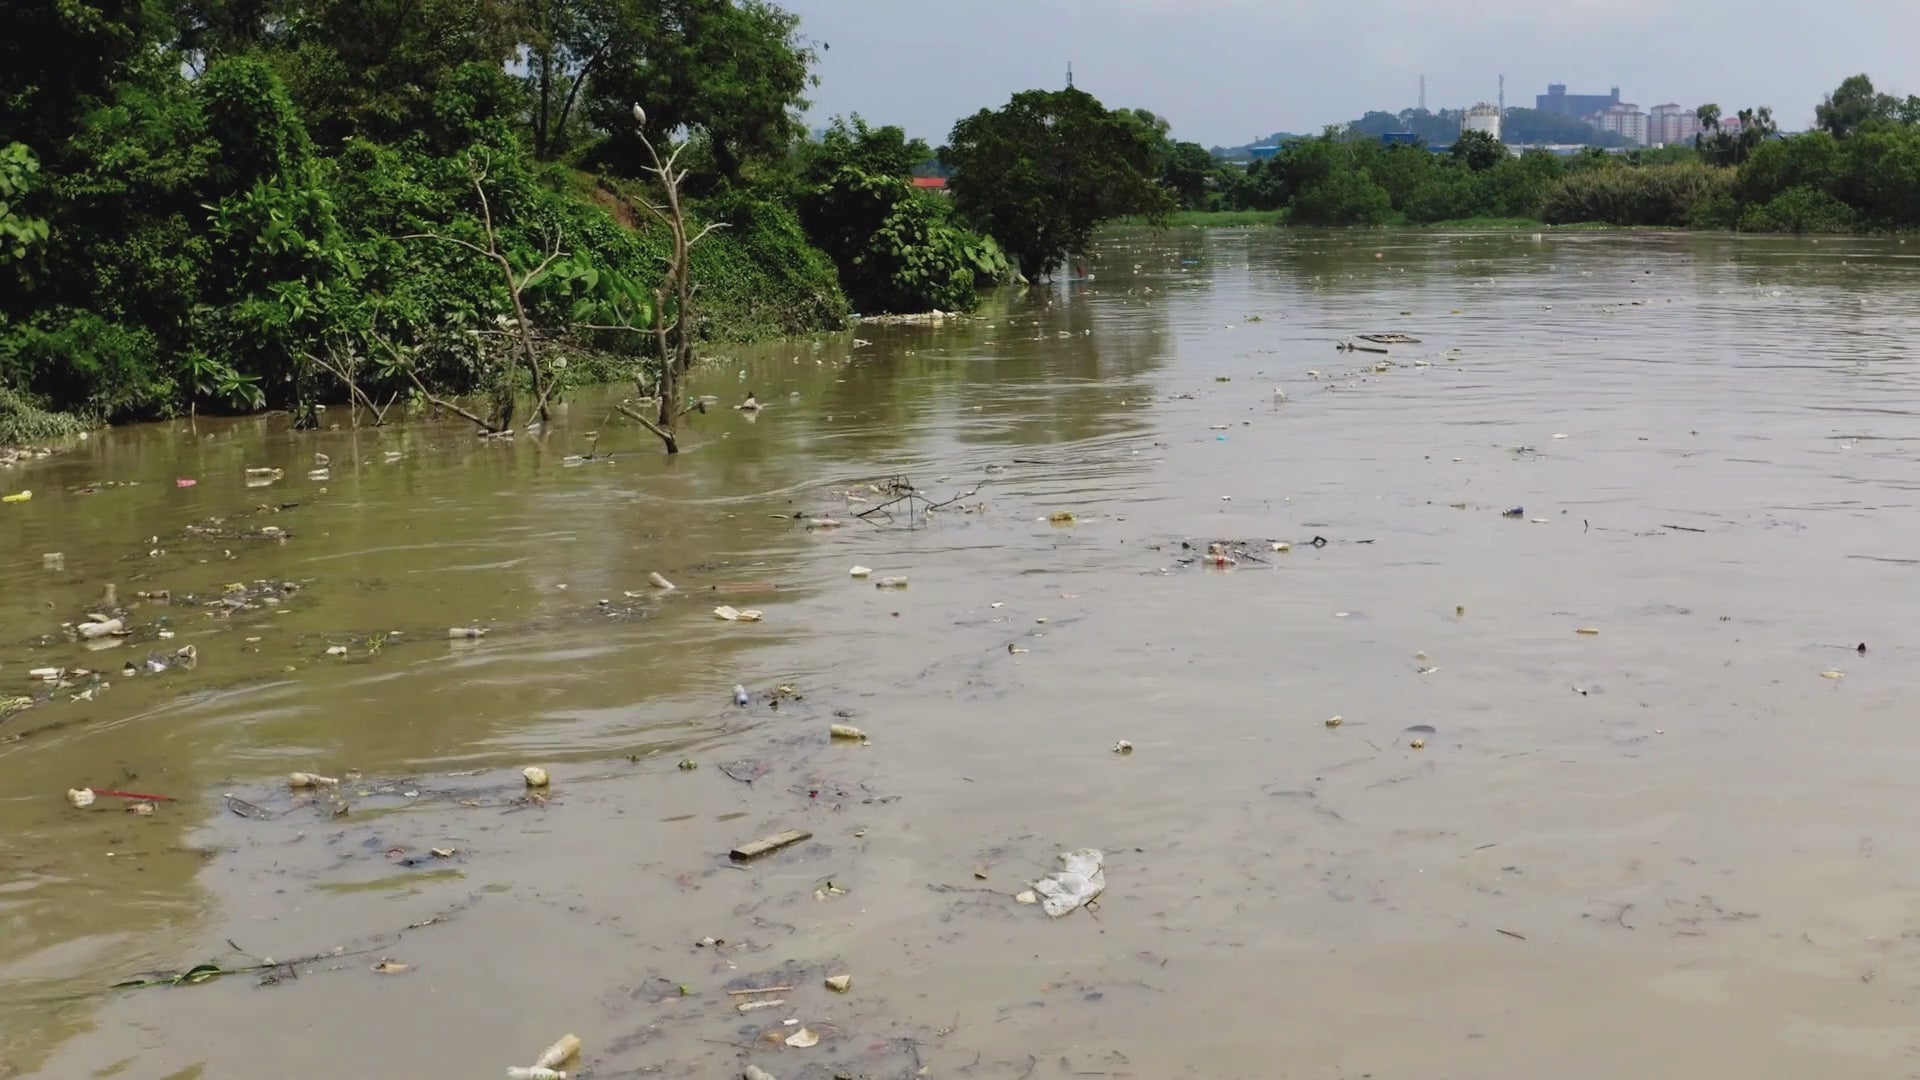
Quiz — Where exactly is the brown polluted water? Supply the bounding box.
[4,228,1920,1078]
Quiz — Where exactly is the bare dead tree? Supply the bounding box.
[607,103,726,455]
[305,340,395,428]
[362,332,501,433]
[402,159,567,432]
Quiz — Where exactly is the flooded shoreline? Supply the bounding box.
[6,228,1920,1079]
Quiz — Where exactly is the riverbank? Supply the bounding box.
[1135,211,1656,231]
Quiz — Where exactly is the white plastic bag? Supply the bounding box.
[1031,848,1105,918]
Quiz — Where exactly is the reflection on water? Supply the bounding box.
[5,229,1920,1079]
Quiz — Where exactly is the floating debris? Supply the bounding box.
[1030,849,1106,918]
[522,766,551,788]
[730,829,811,861]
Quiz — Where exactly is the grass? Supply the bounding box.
[1115,209,1284,228]
[0,386,89,446]
[1421,216,1548,230]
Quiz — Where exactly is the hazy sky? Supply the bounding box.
[781,0,1918,147]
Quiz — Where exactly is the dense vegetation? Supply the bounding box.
[8,3,1905,441]
[0,0,868,435]
[0,0,1177,437]
[1187,76,1920,234]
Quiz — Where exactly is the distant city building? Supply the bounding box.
[1247,145,1280,161]
[1462,102,1502,141]
[1380,131,1420,147]
[910,176,949,195]
[1647,104,1702,146]
[1590,103,1648,146]
[1537,83,1620,118]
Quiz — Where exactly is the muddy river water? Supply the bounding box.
[5,228,1920,1079]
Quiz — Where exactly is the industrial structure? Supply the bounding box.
[1537,83,1621,118]
[1462,102,1502,141]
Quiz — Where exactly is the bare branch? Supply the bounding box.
[523,244,569,287]
[400,232,494,261]
[687,222,729,248]
[367,334,496,432]
[615,400,673,444]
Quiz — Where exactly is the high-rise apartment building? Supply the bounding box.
[1590,103,1648,146]
[1647,104,1702,146]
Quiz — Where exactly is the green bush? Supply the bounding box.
[1738,185,1859,233]
[1540,162,1735,226]
[0,385,88,444]
[0,310,169,418]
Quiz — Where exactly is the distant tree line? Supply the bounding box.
[1184,75,1920,233]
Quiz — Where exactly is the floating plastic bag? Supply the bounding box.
[1030,848,1105,918]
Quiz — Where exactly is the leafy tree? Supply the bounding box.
[1501,107,1626,147]
[272,0,519,145]
[1272,135,1392,225]
[517,0,642,160]
[1161,140,1215,209]
[1450,130,1505,171]
[0,0,166,151]
[583,0,815,180]
[0,145,49,267]
[1345,111,1406,138]
[795,115,928,188]
[943,87,1173,279]
[1697,103,1775,166]
[1816,74,1897,138]
[795,117,1001,314]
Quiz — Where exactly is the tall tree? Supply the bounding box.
[795,114,928,187]
[1816,74,1897,138]
[273,0,519,145]
[1449,129,1505,171]
[1,0,167,151]
[942,87,1172,279]
[1161,141,1215,209]
[583,0,815,179]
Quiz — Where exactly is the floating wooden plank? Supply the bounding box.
[730,829,811,861]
